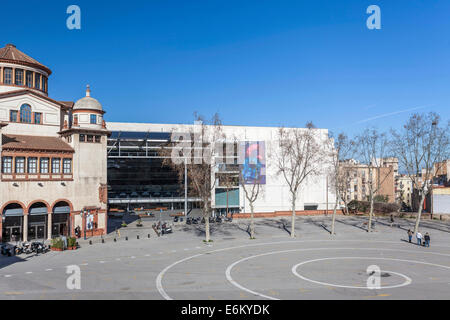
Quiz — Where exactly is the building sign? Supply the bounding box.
[240,141,266,185]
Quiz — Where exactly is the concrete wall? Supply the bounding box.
[433,187,450,215]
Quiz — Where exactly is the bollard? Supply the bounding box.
[89,240,92,245]
[125,236,128,241]
[114,238,117,242]
[102,239,105,243]
[137,235,140,240]
[148,234,150,238]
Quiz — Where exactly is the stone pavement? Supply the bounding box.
[1,215,449,300]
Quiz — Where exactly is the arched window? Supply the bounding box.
[20,104,32,123]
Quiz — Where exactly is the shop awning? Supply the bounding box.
[53,206,71,214]
[29,207,49,215]
[4,208,23,216]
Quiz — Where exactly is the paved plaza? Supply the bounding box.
[1,215,450,300]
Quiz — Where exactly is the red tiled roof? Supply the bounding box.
[2,134,74,153]
[0,44,52,75]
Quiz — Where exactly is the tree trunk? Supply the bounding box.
[250,203,255,239]
[414,192,426,234]
[291,196,296,238]
[226,188,229,218]
[331,192,338,235]
[343,199,348,215]
[368,193,374,232]
[204,204,210,242]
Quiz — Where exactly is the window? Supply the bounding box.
[2,157,12,174]
[79,134,85,142]
[15,157,25,174]
[87,135,94,142]
[26,71,33,87]
[10,110,18,122]
[40,158,49,174]
[43,77,47,92]
[3,68,12,84]
[34,112,42,124]
[20,104,32,123]
[90,114,97,124]
[15,69,24,86]
[28,157,37,174]
[95,135,101,143]
[63,159,72,174]
[52,158,61,174]
[35,73,41,89]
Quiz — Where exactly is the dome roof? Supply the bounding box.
[73,85,103,112]
[0,44,52,75]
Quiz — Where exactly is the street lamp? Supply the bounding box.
[82,209,87,240]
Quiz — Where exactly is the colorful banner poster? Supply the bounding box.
[241,141,266,185]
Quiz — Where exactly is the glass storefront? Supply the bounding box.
[28,214,47,240]
[52,213,69,237]
[2,216,23,242]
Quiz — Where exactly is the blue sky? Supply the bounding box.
[2,0,449,136]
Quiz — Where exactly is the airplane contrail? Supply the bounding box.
[356,105,431,124]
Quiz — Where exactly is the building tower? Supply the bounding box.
[59,86,110,236]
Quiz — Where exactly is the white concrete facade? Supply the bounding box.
[107,122,336,214]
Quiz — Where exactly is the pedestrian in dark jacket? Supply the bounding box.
[424,232,431,247]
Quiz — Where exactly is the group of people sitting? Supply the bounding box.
[407,229,431,247]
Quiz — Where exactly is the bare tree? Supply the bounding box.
[354,128,393,232]
[390,112,450,233]
[160,113,224,242]
[338,163,358,215]
[240,174,263,239]
[327,132,352,235]
[275,124,326,238]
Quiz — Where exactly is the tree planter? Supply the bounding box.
[51,247,64,252]
[67,246,77,250]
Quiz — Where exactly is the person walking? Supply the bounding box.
[416,231,423,246]
[390,214,395,227]
[424,232,431,247]
[407,229,413,243]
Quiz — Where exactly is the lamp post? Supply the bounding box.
[83,209,87,240]
[184,158,188,217]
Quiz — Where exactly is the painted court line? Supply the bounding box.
[157,239,450,300]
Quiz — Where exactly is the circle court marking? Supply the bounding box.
[292,257,413,289]
[156,240,450,300]
[226,248,450,300]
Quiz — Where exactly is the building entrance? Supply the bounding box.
[2,203,24,242]
[28,214,47,240]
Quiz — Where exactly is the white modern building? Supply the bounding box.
[106,122,335,216]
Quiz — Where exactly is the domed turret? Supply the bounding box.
[71,85,105,129]
[73,85,103,112]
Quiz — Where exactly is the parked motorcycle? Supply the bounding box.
[1,244,14,256]
[161,223,173,234]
